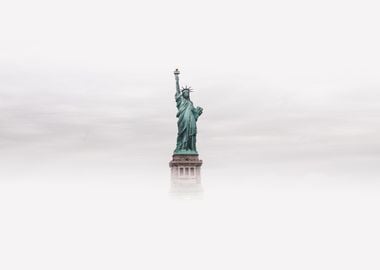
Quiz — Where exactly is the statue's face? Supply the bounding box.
[182,90,190,99]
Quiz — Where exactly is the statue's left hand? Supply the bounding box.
[197,106,203,115]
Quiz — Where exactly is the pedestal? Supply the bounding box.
[169,154,202,183]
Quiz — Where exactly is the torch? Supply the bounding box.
[174,68,180,80]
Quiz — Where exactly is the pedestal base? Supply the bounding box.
[169,154,202,183]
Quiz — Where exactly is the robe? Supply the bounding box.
[174,91,200,153]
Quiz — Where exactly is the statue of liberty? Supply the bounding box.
[173,69,203,154]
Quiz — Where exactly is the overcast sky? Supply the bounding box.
[2,2,380,270]
[0,0,379,182]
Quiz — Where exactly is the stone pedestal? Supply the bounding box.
[169,154,202,183]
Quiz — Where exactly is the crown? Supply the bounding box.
[181,85,194,92]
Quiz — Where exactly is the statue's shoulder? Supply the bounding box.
[175,92,182,101]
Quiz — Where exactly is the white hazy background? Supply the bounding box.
[1,0,380,269]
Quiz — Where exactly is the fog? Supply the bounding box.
[1,0,380,269]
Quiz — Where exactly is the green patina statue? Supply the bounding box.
[173,69,203,155]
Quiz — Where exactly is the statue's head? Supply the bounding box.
[182,89,190,99]
[181,86,193,99]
